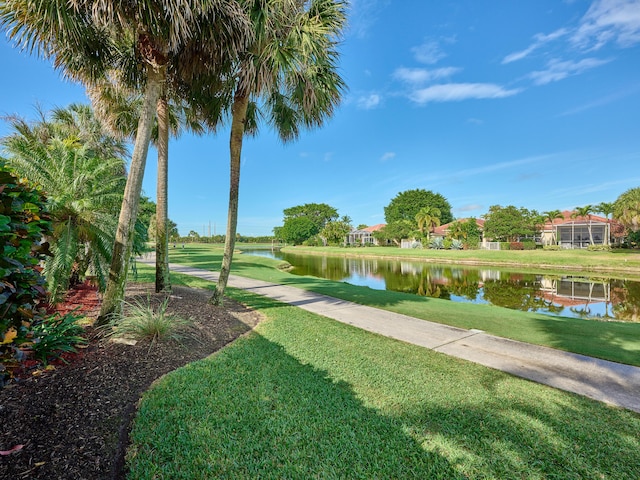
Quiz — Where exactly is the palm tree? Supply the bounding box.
[596,202,614,220]
[542,209,564,245]
[209,0,347,305]
[415,206,441,242]
[1,108,127,301]
[614,187,640,232]
[3,0,254,320]
[572,205,594,245]
[447,221,464,241]
[89,80,204,293]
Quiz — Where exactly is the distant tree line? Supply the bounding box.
[272,187,640,249]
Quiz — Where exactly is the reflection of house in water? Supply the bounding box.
[479,269,501,282]
[539,276,610,308]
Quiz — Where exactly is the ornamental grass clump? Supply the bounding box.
[106,296,194,345]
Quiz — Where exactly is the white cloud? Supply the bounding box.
[502,28,569,63]
[380,152,396,162]
[409,83,521,104]
[357,93,381,109]
[528,57,611,85]
[393,67,461,84]
[411,40,446,64]
[347,0,391,38]
[572,0,640,49]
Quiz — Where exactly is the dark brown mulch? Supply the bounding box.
[0,283,263,480]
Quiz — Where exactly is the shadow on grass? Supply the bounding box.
[127,317,640,479]
[127,333,461,479]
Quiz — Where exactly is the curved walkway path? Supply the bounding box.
[144,259,640,414]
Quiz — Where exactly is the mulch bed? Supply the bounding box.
[0,282,263,479]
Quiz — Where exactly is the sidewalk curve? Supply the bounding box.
[143,260,640,414]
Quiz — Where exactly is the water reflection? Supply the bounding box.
[244,249,640,322]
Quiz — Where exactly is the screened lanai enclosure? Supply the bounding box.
[556,222,609,249]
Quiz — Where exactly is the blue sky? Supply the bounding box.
[1,0,639,236]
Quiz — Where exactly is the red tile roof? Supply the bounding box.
[363,223,386,232]
[541,210,609,230]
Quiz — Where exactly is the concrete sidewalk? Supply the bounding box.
[144,259,640,413]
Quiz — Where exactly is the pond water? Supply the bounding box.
[243,249,640,322]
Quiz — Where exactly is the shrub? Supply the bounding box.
[587,244,612,252]
[451,239,463,250]
[522,241,537,250]
[0,162,52,362]
[30,312,86,364]
[543,245,561,251]
[105,296,195,345]
[510,242,524,250]
[500,242,511,250]
[443,238,453,249]
[429,237,444,250]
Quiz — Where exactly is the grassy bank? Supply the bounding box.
[155,245,640,366]
[126,271,640,479]
[276,245,640,275]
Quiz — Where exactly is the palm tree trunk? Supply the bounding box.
[210,92,249,306]
[98,66,164,323]
[155,93,171,293]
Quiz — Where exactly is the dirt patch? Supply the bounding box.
[0,283,263,479]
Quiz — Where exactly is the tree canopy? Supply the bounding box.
[282,203,339,232]
[482,205,537,242]
[320,216,352,245]
[614,187,640,232]
[384,189,453,226]
[277,216,319,245]
[374,220,414,245]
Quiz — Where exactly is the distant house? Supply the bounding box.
[346,224,386,245]
[540,210,612,248]
[431,218,486,240]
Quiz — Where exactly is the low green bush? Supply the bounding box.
[522,241,537,250]
[587,244,612,252]
[543,245,562,251]
[499,242,510,250]
[31,312,86,364]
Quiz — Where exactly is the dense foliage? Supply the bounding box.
[483,205,538,242]
[0,161,51,361]
[614,187,640,232]
[276,216,319,245]
[277,203,340,244]
[374,220,414,245]
[448,218,482,248]
[384,189,453,225]
[320,216,353,245]
[1,106,127,301]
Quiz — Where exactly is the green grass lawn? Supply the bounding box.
[126,271,640,479]
[147,245,640,366]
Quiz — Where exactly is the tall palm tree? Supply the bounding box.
[209,0,347,305]
[542,209,564,245]
[572,205,594,245]
[1,108,127,301]
[596,202,615,220]
[415,206,441,242]
[614,187,640,232]
[89,80,203,293]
